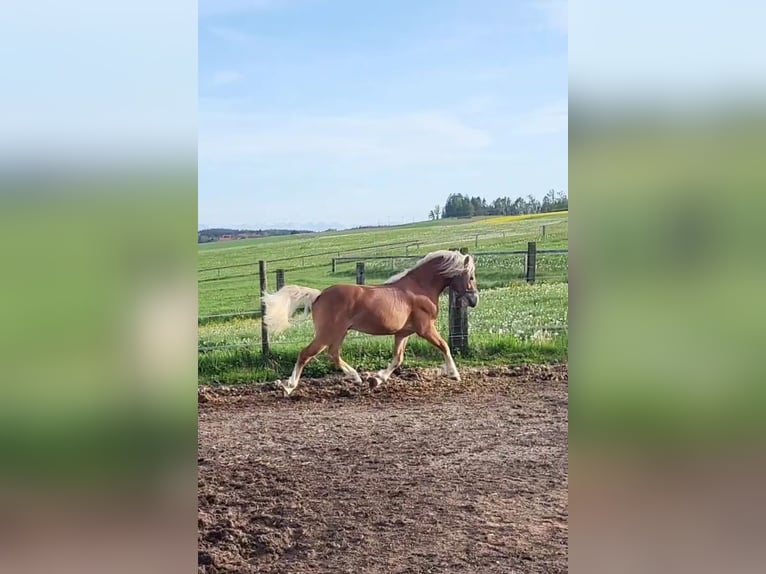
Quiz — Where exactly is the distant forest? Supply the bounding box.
[429,189,568,220]
[198,228,313,244]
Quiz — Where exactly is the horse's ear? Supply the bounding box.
[464,255,471,267]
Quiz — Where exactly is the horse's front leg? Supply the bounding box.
[371,332,411,389]
[418,324,460,382]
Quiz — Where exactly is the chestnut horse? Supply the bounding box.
[263,250,478,396]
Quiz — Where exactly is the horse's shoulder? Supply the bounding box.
[412,293,438,312]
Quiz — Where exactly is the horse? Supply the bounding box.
[262,250,478,396]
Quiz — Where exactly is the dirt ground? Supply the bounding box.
[198,364,568,574]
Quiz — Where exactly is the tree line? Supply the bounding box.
[198,228,312,244]
[430,189,568,220]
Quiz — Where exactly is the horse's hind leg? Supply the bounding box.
[328,336,362,384]
[372,332,411,389]
[281,338,327,396]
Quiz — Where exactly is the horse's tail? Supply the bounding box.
[262,285,322,336]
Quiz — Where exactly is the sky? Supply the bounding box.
[198,0,568,230]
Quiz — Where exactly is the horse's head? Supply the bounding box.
[449,254,478,307]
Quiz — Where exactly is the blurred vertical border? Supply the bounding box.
[0,2,197,573]
[571,1,766,572]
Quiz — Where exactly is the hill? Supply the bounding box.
[198,227,314,244]
[198,212,568,317]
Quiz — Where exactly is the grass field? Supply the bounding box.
[198,212,568,384]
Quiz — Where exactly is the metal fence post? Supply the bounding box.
[356,262,365,285]
[331,258,337,273]
[259,260,269,356]
[526,241,537,283]
[276,269,285,290]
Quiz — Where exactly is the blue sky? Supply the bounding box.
[199,0,567,230]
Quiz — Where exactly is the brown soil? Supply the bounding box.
[198,364,568,574]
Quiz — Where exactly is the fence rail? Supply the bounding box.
[199,239,423,273]
[332,248,567,264]
[199,218,566,275]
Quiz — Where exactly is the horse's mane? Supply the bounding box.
[384,250,474,284]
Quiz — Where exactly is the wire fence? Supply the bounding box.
[198,219,567,284]
[199,239,424,279]
[199,244,568,368]
[198,248,568,323]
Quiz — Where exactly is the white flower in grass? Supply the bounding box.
[531,329,553,343]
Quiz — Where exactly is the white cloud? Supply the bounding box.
[211,70,244,86]
[517,101,568,135]
[199,111,492,166]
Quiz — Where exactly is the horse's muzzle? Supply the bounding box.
[464,290,478,308]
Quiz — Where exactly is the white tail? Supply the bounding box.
[262,285,322,336]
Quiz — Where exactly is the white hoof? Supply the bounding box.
[440,363,460,381]
[279,380,296,397]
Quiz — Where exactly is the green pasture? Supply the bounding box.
[198,282,568,384]
[198,213,569,384]
[199,212,568,317]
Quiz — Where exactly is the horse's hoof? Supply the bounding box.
[279,380,295,397]
[368,376,383,390]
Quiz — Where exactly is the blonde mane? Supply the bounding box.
[384,250,474,284]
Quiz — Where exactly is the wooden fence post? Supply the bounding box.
[259,260,269,356]
[448,247,469,354]
[526,241,537,283]
[331,258,337,273]
[541,225,546,240]
[356,262,365,285]
[475,234,479,248]
[276,269,285,290]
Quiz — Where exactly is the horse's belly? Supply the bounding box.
[350,309,409,335]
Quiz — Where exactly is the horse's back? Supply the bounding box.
[313,283,417,335]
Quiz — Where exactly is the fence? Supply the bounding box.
[332,244,568,284]
[200,239,424,279]
[231,242,561,357]
[198,217,566,283]
[199,242,567,322]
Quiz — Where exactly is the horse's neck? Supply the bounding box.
[400,267,448,302]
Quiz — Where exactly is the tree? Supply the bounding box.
[433,205,440,220]
[470,196,484,216]
[443,193,473,218]
[428,209,435,220]
[438,191,567,219]
[541,189,556,212]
